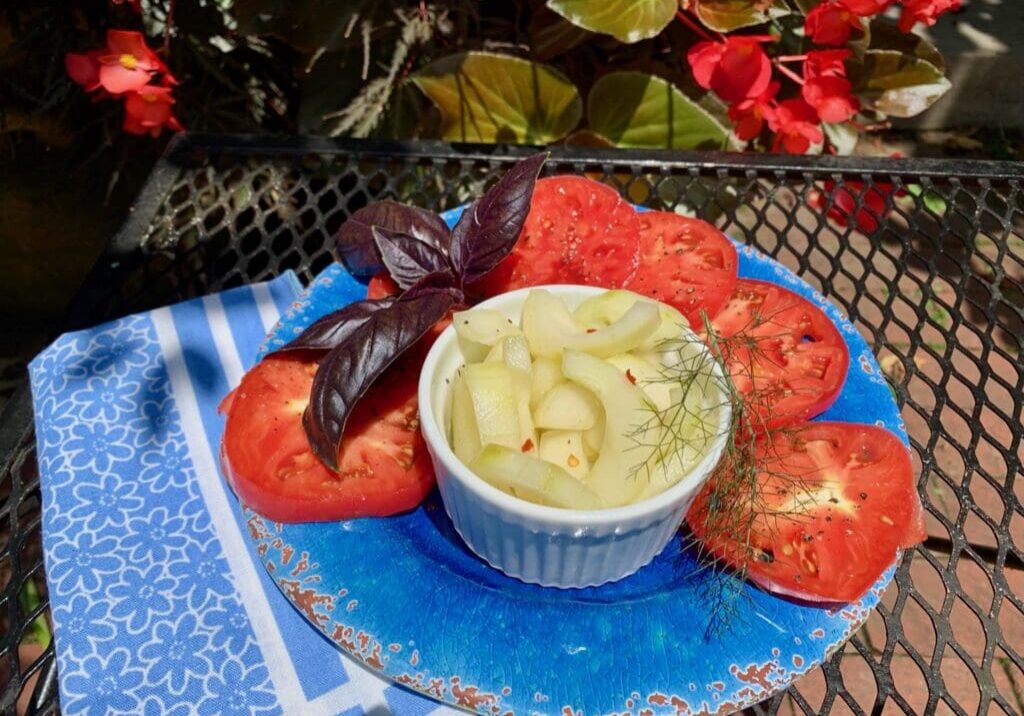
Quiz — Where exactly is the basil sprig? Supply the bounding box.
[271,152,547,470]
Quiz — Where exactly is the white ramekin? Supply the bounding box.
[417,285,731,588]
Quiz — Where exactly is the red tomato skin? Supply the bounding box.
[220,353,435,523]
[220,444,433,523]
[627,212,739,327]
[901,481,928,549]
[366,273,400,299]
[475,176,641,296]
[709,279,850,430]
[218,388,237,416]
[689,422,924,603]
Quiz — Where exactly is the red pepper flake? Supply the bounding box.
[586,328,597,334]
[625,369,637,385]
[521,438,534,452]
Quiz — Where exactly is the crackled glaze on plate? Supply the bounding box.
[245,206,907,716]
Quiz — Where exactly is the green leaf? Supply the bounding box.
[546,0,677,43]
[529,7,593,61]
[849,50,951,118]
[926,299,952,330]
[906,183,949,216]
[865,19,945,70]
[693,0,789,32]
[823,123,858,156]
[412,53,582,144]
[587,72,734,150]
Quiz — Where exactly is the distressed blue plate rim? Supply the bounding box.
[242,204,908,716]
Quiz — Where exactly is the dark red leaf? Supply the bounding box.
[449,152,547,285]
[335,201,450,278]
[303,289,455,469]
[372,226,454,290]
[271,298,396,354]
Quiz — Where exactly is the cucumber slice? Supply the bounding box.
[450,370,482,464]
[483,342,504,363]
[573,289,688,352]
[533,382,603,431]
[538,430,589,480]
[522,289,584,358]
[501,334,532,374]
[573,289,644,327]
[462,362,521,451]
[562,349,661,507]
[634,365,723,501]
[606,353,674,412]
[511,368,537,455]
[563,301,660,358]
[455,308,521,363]
[529,357,563,410]
[469,444,603,509]
[582,416,604,459]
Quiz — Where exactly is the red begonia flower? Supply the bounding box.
[98,30,164,94]
[805,2,864,45]
[899,0,961,32]
[65,50,105,93]
[804,49,852,80]
[688,35,775,103]
[803,75,860,123]
[769,99,823,154]
[841,0,893,14]
[123,85,184,137]
[811,180,898,234]
[728,82,779,142]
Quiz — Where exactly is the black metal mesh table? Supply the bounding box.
[2,136,1022,716]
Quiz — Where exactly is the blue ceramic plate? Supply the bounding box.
[245,205,907,715]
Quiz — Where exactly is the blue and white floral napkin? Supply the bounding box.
[30,273,461,716]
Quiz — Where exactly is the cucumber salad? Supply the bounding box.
[449,289,725,509]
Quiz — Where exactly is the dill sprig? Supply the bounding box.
[622,306,824,635]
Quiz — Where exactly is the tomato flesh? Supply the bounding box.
[688,422,925,603]
[366,273,400,299]
[475,176,641,296]
[626,212,738,327]
[709,279,849,430]
[220,351,434,522]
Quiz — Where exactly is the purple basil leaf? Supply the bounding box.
[303,289,455,470]
[449,152,547,285]
[335,201,451,277]
[372,226,454,290]
[405,271,464,299]
[271,298,396,354]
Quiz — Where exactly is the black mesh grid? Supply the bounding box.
[2,135,1022,715]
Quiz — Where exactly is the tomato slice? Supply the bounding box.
[688,422,925,603]
[626,212,738,327]
[709,279,849,431]
[475,176,641,296]
[220,351,434,522]
[366,273,400,299]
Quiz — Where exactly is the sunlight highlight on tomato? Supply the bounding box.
[688,422,926,603]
